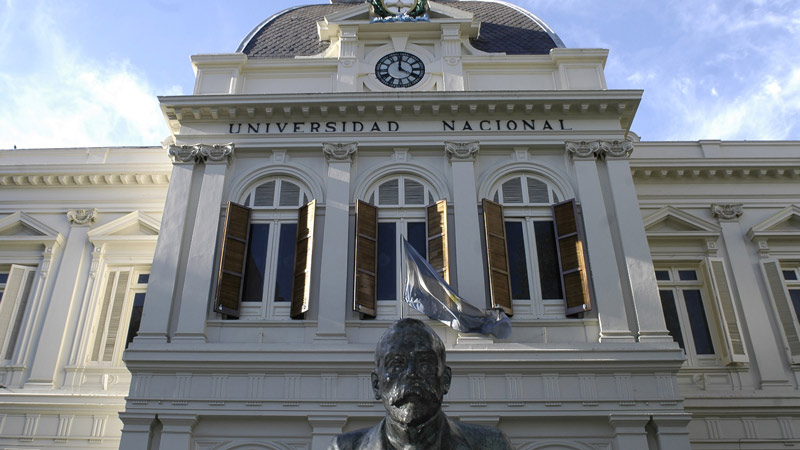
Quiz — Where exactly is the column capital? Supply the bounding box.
[66,208,97,226]
[199,143,234,164]
[167,144,201,164]
[323,142,357,162]
[711,203,743,221]
[566,139,634,160]
[604,139,634,160]
[445,141,479,161]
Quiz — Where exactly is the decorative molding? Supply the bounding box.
[615,374,635,406]
[284,374,301,406]
[711,203,743,221]
[321,374,338,407]
[200,143,235,163]
[322,142,358,162]
[579,375,598,406]
[67,208,98,226]
[0,172,170,186]
[566,139,633,160]
[631,165,799,181]
[246,374,264,407]
[445,141,479,161]
[506,375,524,407]
[469,374,487,407]
[168,144,201,163]
[543,374,561,407]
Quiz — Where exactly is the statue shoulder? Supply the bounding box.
[327,424,379,450]
[450,419,514,450]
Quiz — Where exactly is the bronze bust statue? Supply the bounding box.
[329,318,513,450]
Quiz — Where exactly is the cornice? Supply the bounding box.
[159,90,642,130]
[630,162,800,181]
[0,173,171,187]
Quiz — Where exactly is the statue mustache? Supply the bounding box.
[389,381,437,406]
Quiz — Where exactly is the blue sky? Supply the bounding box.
[1,0,798,148]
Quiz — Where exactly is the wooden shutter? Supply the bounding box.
[761,258,800,364]
[290,200,316,319]
[92,269,132,362]
[703,257,748,365]
[426,200,450,283]
[552,199,592,316]
[0,265,36,360]
[214,202,251,318]
[482,199,513,316]
[353,200,378,318]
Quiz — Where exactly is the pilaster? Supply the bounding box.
[157,414,197,450]
[308,416,347,450]
[446,141,486,301]
[608,415,649,450]
[566,141,634,342]
[651,414,692,450]
[601,140,672,344]
[441,24,464,91]
[712,203,789,387]
[336,26,359,92]
[173,144,234,342]
[315,143,357,343]
[26,208,96,387]
[118,413,156,450]
[135,144,201,345]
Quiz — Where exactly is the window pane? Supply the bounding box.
[526,178,549,203]
[784,270,799,281]
[501,178,523,203]
[125,292,146,349]
[683,289,715,355]
[404,180,425,205]
[379,179,399,205]
[659,290,685,351]
[790,290,800,325]
[655,270,670,281]
[505,222,530,300]
[243,224,270,302]
[274,223,298,302]
[377,223,396,300]
[279,181,301,206]
[137,274,150,284]
[0,273,8,284]
[254,181,275,206]
[534,221,562,299]
[678,270,698,281]
[407,222,427,259]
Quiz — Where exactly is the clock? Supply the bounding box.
[375,52,425,88]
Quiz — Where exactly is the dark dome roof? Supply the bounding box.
[238,1,565,59]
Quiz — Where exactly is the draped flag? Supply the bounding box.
[402,238,511,339]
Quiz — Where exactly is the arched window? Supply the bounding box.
[354,175,447,319]
[486,174,564,318]
[234,177,315,319]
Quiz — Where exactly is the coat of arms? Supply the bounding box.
[368,0,429,21]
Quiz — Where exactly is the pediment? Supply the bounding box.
[322,1,474,23]
[748,205,800,238]
[88,211,160,241]
[643,206,720,236]
[0,212,64,247]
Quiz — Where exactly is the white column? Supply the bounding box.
[136,145,200,345]
[566,142,634,342]
[609,415,649,450]
[445,142,487,300]
[315,143,356,343]
[603,141,673,343]
[441,24,465,91]
[309,416,347,450]
[335,26,358,92]
[26,208,96,387]
[712,203,789,387]
[118,413,155,450]
[652,414,692,450]
[173,144,233,342]
[158,414,196,450]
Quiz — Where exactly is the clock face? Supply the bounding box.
[375,52,425,88]
[381,0,418,15]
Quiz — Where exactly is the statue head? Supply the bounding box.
[371,318,452,426]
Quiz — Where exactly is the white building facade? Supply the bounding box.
[0,1,799,449]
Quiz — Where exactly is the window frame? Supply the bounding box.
[363,175,441,319]
[489,174,565,319]
[239,177,314,320]
[655,265,721,367]
[782,263,800,326]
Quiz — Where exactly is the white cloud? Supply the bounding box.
[0,1,180,149]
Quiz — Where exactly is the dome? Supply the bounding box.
[237,1,565,59]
